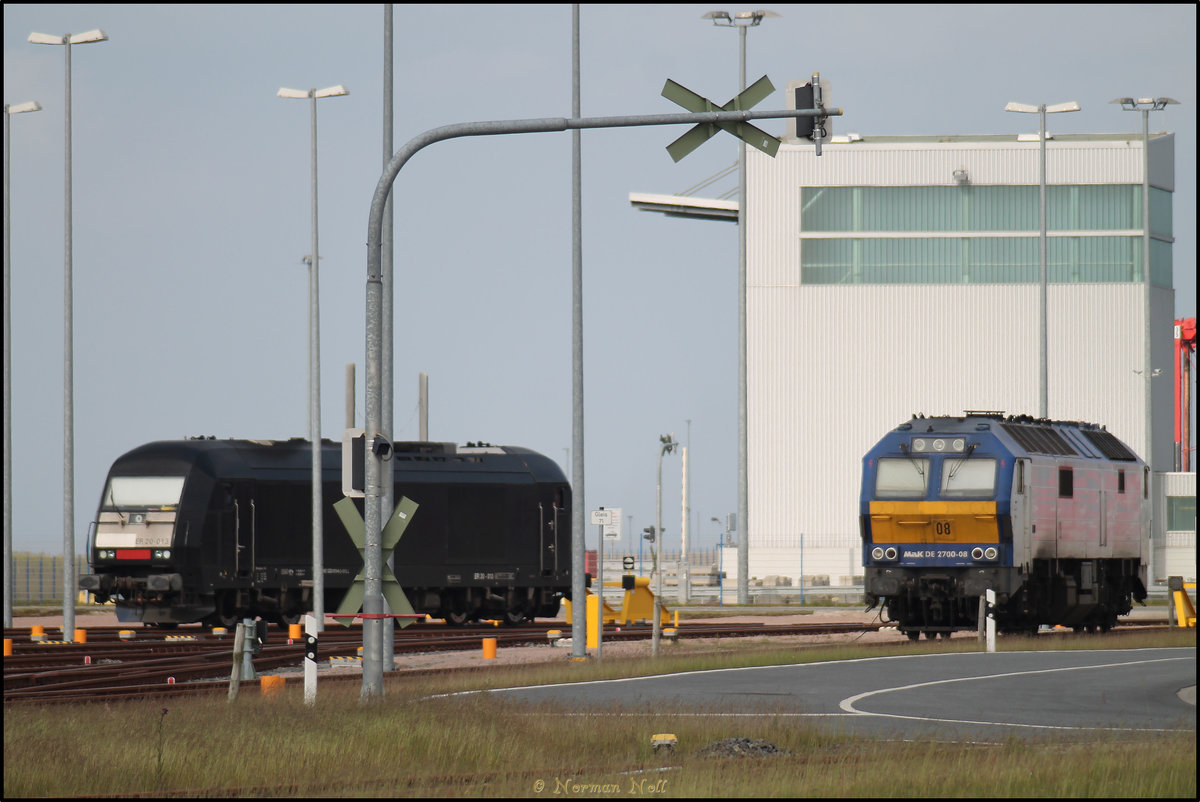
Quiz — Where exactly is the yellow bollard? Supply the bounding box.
[260,675,286,697]
[4,638,11,656]
[288,623,302,640]
[74,629,87,643]
[30,625,45,642]
[482,637,498,659]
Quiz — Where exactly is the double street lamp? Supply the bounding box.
[28,28,109,641]
[4,99,43,628]
[277,84,350,631]
[1003,100,1080,420]
[1110,96,1179,472]
[703,8,779,605]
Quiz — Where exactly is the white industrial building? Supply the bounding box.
[634,124,1194,594]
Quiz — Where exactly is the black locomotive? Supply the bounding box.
[79,438,571,627]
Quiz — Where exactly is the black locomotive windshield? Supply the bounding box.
[875,457,928,498]
[102,476,185,510]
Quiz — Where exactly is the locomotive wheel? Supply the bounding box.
[445,611,472,626]
[502,609,528,626]
[905,631,920,642]
[278,611,301,627]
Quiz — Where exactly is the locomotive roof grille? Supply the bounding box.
[1000,423,1078,457]
[1081,429,1139,461]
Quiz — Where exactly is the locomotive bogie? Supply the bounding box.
[861,414,1148,638]
[80,439,572,627]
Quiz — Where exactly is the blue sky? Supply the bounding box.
[4,4,1196,557]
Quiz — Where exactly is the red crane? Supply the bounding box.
[1175,317,1197,471]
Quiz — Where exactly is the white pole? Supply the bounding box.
[304,613,317,705]
[985,589,996,653]
[680,446,689,604]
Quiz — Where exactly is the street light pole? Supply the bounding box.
[1111,96,1179,472]
[28,29,108,642]
[704,9,778,604]
[4,99,42,629]
[278,84,349,632]
[1003,100,1079,420]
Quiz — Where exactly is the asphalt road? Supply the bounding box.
[458,647,1196,742]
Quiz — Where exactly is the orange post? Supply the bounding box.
[482,637,498,659]
[260,675,286,697]
[74,629,87,643]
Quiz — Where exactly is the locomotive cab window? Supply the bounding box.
[940,457,997,498]
[875,457,929,498]
[1058,467,1073,498]
[103,476,185,510]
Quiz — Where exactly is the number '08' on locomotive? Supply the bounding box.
[861,413,1148,640]
[79,438,572,628]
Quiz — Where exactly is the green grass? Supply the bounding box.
[4,630,1194,798]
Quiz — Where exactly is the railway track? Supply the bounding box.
[4,618,1169,706]
[4,619,881,704]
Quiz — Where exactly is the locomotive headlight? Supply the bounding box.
[971,547,984,560]
[871,547,884,560]
[984,547,997,560]
[933,439,946,451]
[952,438,965,451]
[913,438,927,451]
[884,547,898,560]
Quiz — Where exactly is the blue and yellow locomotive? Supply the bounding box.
[861,413,1148,639]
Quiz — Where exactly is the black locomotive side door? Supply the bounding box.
[232,483,256,579]
[540,487,566,576]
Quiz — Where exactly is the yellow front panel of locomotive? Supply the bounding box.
[868,501,999,544]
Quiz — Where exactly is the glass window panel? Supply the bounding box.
[969,186,1037,231]
[967,238,1038,283]
[800,239,853,284]
[1150,187,1172,239]
[800,187,853,232]
[876,458,929,498]
[940,458,997,498]
[103,476,186,509]
[1167,495,1196,532]
[1151,238,1173,288]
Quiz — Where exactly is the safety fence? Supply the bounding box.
[8,553,90,605]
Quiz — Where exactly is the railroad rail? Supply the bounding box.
[4,618,1170,706]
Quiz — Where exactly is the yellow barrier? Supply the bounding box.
[482,637,497,659]
[561,575,671,628]
[3,638,11,656]
[74,628,86,643]
[288,623,302,640]
[1168,577,1196,628]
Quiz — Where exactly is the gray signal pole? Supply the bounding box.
[570,5,588,664]
[360,101,842,700]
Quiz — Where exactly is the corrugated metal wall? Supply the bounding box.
[744,134,1177,546]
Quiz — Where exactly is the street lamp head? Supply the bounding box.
[28,30,108,45]
[278,85,349,100]
[1045,101,1080,114]
[5,101,42,115]
[703,9,779,26]
[1004,101,1039,114]
[1111,96,1181,111]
